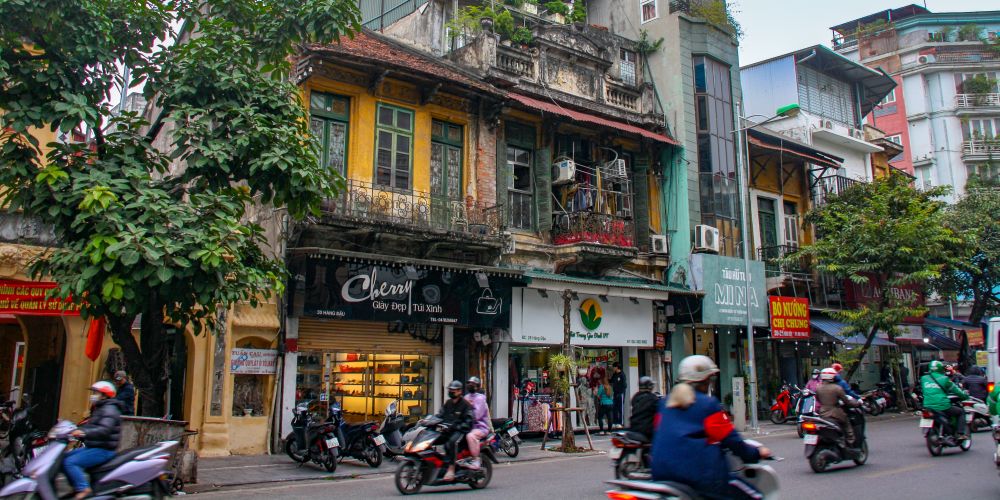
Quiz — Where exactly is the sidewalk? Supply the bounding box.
[186,434,613,494]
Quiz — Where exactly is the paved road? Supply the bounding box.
[194,417,1000,499]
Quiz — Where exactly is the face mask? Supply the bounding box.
[89,394,101,404]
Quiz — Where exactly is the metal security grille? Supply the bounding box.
[797,65,853,126]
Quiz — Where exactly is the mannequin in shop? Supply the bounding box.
[575,368,596,428]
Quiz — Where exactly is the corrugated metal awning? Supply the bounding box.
[810,317,895,346]
[507,93,680,146]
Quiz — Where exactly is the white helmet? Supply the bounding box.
[820,368,837,381]
[90,380,117,398]
[678,355,720,383]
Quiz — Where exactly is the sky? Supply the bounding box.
[735,0,1000,66]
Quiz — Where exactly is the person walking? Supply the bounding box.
[597,373,614,435]
[113,371,135,416]
[610,363,627,428]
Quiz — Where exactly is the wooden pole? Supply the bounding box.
[561,289,577,451]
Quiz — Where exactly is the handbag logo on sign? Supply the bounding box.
[476,289,502,315]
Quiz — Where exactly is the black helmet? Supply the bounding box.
[467,376,481,389]
[638,376,654,391]
[448,380,464,391]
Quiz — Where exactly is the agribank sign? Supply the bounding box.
[690,254,768,326]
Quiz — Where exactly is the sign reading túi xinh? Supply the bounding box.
[230,348,278,375]
[769,296,810,339]
[0,280,80,316]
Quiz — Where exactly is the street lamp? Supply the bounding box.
[732,102,800,434]
[923,337,943,360]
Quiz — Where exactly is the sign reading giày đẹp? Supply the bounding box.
[690,254,768,326]
[769,296,810,339]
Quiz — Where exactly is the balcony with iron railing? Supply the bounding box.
[962,140,1000,161]
[956,93,1000,110]
[318,178,504,238]
[758,244,807,278]
[813,175,863,206]
[552,212,636,249]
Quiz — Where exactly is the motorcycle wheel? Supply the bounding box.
[926,433,943,456]
[284,436,308,463]
[364,442,384,468]
[769,410,786,425]
[796,423,804,439]
[469,459,492,490]
[395,461,423,495]
[323,452,338,472]
[960,436,972,452]
[500,435,519,458]
[853,441,869,465]
[808,449,829,473]
[614,453,642,480]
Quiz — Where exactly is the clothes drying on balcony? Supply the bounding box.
[810,317,896,346]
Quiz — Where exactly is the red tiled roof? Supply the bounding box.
[306,31,502,96]
[507,93,678,146]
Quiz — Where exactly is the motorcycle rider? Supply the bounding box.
[461,376,490,470]
[435,380,474,481]
[804,369,822,411]
[628,376,659,441]
[816,368,861,451]
[63,381,124,499]
[650,355,770,499]
[962,366,989,401]
[921,360,969,440]
[831,363,860,399]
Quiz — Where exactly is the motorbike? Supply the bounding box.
[489,418,520,458]
[0,420,175,500]
[801,405,868,472]
[993,424,1000,469]
[874,382,896,409]
[0,395,47,486]
[962,397,991,433]
[609,430,650,480]
[860,389,885,416]
[284,401,341,472]
[769,384,800,424]
[330,404,384,467]
[603,440,780,500]
[379,400,407,460]
[795,388,817,438]
[394,415,498,495]
[920,396,972,456]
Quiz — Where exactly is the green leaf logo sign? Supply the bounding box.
[578,298,603,331]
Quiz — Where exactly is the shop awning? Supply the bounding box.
[926,316,983,347]
[747,128,843,169]
[522,270,694,300]
[810,317,895,346]
[507,92,680,146]
[921,325,962,351]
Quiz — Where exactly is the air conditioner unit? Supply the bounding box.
[552,159,576,185]
[693,225,720,253]
[917,54,936,64]
[650,234,669,255]
[604,158,628,178]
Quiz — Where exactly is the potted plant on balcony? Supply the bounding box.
[963,74,999,106]
[543,0,569,24]
[511,26,534,49]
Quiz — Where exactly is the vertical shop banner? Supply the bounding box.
[0,280,80,316]
[690,254,768,326]
[769,297,810,339]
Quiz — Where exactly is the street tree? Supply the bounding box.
[790,173,963,405]
[0,0,359,416]
[932,187,1000,324]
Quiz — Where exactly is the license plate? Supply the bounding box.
[967,413,974,423]
[507,427,519,437]
[920,418,933,428]
[803,434,818,445]
[325,437,339,449]
[877,398,886,405]
[374,434,386,446]
[609,447,623,460]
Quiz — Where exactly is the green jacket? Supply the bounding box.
[988,386,1000,416]
[920,373,968,411]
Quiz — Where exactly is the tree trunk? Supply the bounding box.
[844,324,879,382]
[561,290,577,451]
[106,297,171,417]
[891,354,909,412]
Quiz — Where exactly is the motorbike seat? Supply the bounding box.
[87,444,161,474]
[621,431,650,444]
[491,418,511,429]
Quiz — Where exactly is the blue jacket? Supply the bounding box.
[835,375,859,399]
[650,389,760,495]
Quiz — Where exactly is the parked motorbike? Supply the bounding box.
[379,400,407,460]
[860,389,885,416]
[284,401,341,472]
[801,406,868,472]
[603,440,780,500]
[330,404,384,467]
[0,395,47,486]
[962,397,991,433]
[920,396,972,456]
[0,420,175,500]
[874,382,896,409]
[489,418,520,458]
[394,415,498,495]
[609,430,650,480]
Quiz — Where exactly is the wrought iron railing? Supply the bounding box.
[319,179,504,238]
[813,175,862,206]
[551,212,635,248]
[956,93,1000,108]
[758,244,806,277]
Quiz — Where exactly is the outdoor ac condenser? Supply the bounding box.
[693,225,720,253]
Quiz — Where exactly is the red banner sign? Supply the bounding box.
[843,273,925,323]
[769,296,810,339]
[0,280,80,316]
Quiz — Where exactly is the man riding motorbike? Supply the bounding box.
[921,360,969,440]
[816,368,861,451]
[628,376,660,441]
[63,381,124,499]
[650,355,771,499]
[461,376,490,471]
[963,366,988,401]
[831,363,860,399]
[436,380,474,481]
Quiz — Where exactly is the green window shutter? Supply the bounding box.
[633,157,651,251]
[496,139,509,226]
[534,146,552,232]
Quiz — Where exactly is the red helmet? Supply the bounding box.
[90,381,117,398]
[945,365,955,375]
[831,363,843,373]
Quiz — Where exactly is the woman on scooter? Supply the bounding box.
[462,376,490,471]
[63,381,124,499]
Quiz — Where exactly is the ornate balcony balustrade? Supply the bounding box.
[552,212,635,248]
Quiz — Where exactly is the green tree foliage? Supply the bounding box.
[790,173,962,383]
[931,188,1000,324]
[689,0,744,41]
[0,0,359,415]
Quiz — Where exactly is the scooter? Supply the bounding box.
[860,389,885,416]
[769,384,800,424]
[795,388,817,438]
[0,396,47,485]
[962,397,991,433]
[284,401,341,472]
[489,418,520,458]
[330,404,384,467]
[609,430,650,480]
[0,420,175,499]
[394,416,498,495]
[801,405,868,472]
[920,396,972,456]
[379,400,406,460]
[603,440,780,500]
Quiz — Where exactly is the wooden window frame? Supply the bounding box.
[431,120,464,199]
[374,103,415,190]
[640,0,658,24]
[309,92,350,175]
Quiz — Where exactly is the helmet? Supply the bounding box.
[467,376,481,388]
[929,360,945,373]
[820,368,837,381]
[812,368,820,375]
[831,363,843,373]
[447,380,464,396]
[638,376,655,391]
[90,381,117,398]
[678,355,720,383]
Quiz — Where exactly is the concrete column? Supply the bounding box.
[625,346,639,423]
[433,355,443,413]
[443,326,454,387]
[493,341,509,418]
[280,317,299,438]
